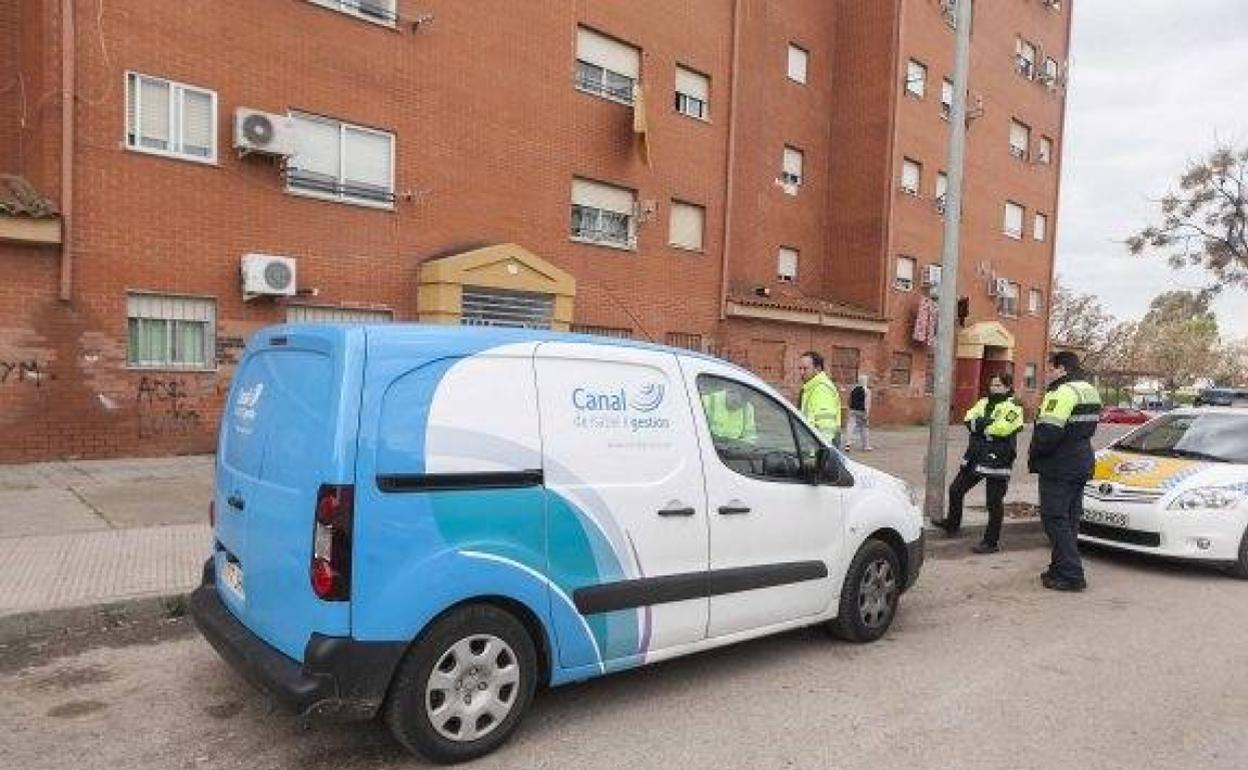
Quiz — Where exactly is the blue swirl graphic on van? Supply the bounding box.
[630,383,665,413]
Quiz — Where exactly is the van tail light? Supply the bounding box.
[311,484,354,601]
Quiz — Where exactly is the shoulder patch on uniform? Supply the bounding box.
[1043,397,1059,413]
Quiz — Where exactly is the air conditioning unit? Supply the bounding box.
[241,254,297,299]
[234,108,298,156]
[924,265,943,286]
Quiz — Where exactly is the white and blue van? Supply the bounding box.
[190,324,924,763]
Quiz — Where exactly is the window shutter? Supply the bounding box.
[778,247,799,280]
[571,178,634,214]
[936,172,949,199]
[1005,202,1024,235]
[897,257,916,283]
[906,60,926,95]
[291,116,341,182]
[1010,120,1030,150]
[139,77,171,146]
[127,293,214,322]
[782,147,803,177]
[576,27,639,79]
[942,79,954,105]
[181,88,214,156]
[787,44,808,83]
[675,66,709,101]
[902,160,921,191]
[287,305,393,323]
[1034,213,1048,240]
[344,127,392,195]
[669,201,705,250]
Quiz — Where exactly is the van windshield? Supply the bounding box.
[1116,413,1248,464]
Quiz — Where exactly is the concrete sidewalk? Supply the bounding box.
[0,425,1132,640]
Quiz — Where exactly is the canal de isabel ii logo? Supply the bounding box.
[571,383,670,431]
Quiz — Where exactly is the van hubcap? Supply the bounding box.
[426,634,520,742]
[858,559,897,628]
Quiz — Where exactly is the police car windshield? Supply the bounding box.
[1116,413,1248,464]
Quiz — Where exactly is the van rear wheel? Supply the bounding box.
[385,604,538,764]
[828,539,901,643]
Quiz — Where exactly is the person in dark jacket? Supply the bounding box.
[933,373,1025,553]
[1029,351,1103,592]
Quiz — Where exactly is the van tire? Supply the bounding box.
[385,604,538,764]
[828,539,901,644]
[1229,528,1248,580]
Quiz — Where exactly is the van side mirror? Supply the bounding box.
[812,447,851,486]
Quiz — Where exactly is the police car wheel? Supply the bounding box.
[1229,528,1248,580]
[828,539,901,644]
[385,604,538,763]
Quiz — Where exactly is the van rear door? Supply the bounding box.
[214,326,364,661]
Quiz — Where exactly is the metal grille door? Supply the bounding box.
[460,286,555,329]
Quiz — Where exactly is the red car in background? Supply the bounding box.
[1100,406,1151,425]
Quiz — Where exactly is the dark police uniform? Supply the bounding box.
[942,392,1025,546]
[1028,370,1103,587]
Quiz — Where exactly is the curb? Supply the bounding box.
[923,517,1046,557]
[0,592,191,646]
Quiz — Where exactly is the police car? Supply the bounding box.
[1080,407,1248,578]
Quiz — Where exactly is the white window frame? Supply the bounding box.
[306,0,397,28]
[1038,135,1054,164]
[894,256,917,292]
[935,172,949,214]
[940,78,954,119]
[781,145,804,192]
[124,72,218,165]
[286,112,396,210]
[1003,201,1025,239]
[998,281,1021,317]
[905,59,927,98]
[1009,119,1031,161]
[1028,288,1044,316]
[787,44,809,84]
[125,292,217,371]
[1034,212,1048,241]
[1042,57,1061,88]
[575,27,639,106]
[778,247,799,283]
[570,177,637,251]
[900,158,922,196]
[668,199,706,252]
[1016,39,1037,79]
[674,65,710,121]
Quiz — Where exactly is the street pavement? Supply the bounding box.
[3,541,1245,770]
[0,425,1134,638]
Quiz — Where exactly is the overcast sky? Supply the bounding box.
[1057,0,1248,339]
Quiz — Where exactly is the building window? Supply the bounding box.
[940,78,954,119]
[787,44,809,84]
[1028,288,1044,316]
[935,172,949,214]
[286,305,393,324]
[462,286,554,329]
[125,73,217,163]
[1034,212,1048,241]
[1041,57,1061,88]
[575,26,639,105]
[1024,363,1039,390]
[895,256,917,292]
[1003,201,1025,239]
[307,0,397,26]
[829,347,861,385]
[780,146,804,192]
[669,200,706,251]
[1015,38,1037,79]
[905,59,927,98]
[901,158,922,195]
[286,113,394,207]
[572,324,632,339]
[674,66,710,120]
[890,352,913,387]
[777,247,799,283]
[570,177,636,249]
[126,293,216,370]
[997,280,1021,317]
[665,331,704,351]
[1009,119,1031,160]
[1038,135,1054,164]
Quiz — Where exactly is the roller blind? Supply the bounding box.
[669,201,705,250]
[787,44,808,83]
[139,77,171,146]
[344,126,392,193]
[291,115,341,181]
[1010,120,1030,151]
[127,293,215,322]
[572,177,634,214]
[675,66,709,100]
[181,88,214,156]
[778,247,798,280]
[1004,202,1025,235]
[901,159,921,191]
[782,147,804,177]
[287,305,393,323]
[577,27,639,79]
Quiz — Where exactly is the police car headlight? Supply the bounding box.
[1168,487,1245,511]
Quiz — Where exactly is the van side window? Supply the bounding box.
[697,375,805,482]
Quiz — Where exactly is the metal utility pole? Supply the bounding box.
[923,0,973,524]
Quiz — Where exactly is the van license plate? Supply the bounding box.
[221,560,245,600]
[1083,509,1128,528]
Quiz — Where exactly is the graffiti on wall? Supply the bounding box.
[0,358,53,386]
[135,376,202,438]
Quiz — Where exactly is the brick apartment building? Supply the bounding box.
[0,0,1071,462]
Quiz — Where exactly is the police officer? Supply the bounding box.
[1029,351,1103,592]
[796,351,842,446]
[701,384,757,443]
[934,373,1025,553]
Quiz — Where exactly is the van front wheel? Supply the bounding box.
[828,539,901,643]
[385,604,538,764]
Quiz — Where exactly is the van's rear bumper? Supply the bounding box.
[190,560,405,720]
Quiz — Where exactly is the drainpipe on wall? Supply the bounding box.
[59,0,75,302]
[718,0,744,321]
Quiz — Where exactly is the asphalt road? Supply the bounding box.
[4,543,1247,770]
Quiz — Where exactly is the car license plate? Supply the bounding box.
[221,560,245,600]
[1083,509,1128,528]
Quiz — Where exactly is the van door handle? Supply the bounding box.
[718,505,751,515]
[226,495,245,512]
[657,506,696,517]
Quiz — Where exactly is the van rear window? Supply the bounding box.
[223,350,334,487]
